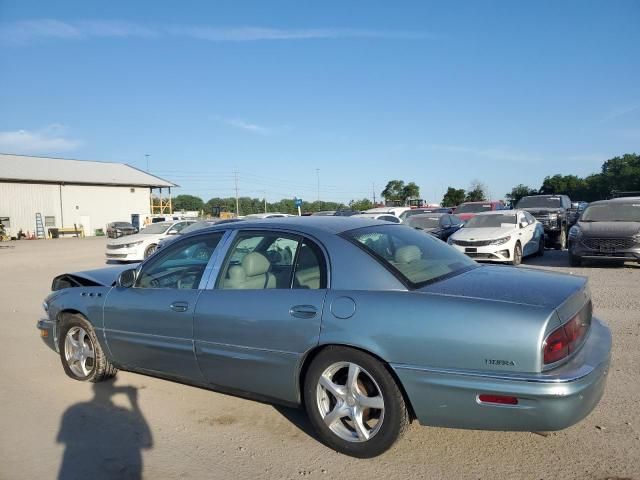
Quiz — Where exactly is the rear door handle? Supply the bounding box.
[289,305,317,319]
[170,301,189,313]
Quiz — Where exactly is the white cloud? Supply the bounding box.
[0,125,82,154]
[0,19,433,45]
[223,118,271,135]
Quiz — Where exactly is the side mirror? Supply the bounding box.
[520,221,528,229]
[167,229,178,235]
[116,268,137,288]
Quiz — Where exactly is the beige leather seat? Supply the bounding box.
[223,252,276,289]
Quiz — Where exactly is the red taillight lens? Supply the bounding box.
[543,302,591,365]
[478,394,518,405]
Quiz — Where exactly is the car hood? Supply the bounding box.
[420,265,586,308]
[578,221,640,238]
[456,213,478,221]
[107,232,161,245]
[452,226,515,241]
[66,264,138,286]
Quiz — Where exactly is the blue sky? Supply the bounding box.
[1,1,638,204]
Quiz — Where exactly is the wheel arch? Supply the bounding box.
[297,343,417,420]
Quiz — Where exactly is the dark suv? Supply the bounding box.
[568,197,640,266]
[516,195,572,249]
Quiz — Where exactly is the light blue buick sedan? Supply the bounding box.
[38,217,611,457]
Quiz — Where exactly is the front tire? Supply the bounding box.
[303,347,410,458]
[511,242,522,266]
[569,252,582,267]
[536,236,545,257]
[58,314,117,382]
[144,243,157,258]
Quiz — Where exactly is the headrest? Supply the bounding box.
[242,252,270,277]
[227,265,246,282]
[395,245,421,264]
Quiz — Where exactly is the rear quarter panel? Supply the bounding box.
[320,290,558,374]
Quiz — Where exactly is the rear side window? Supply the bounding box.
[343,225,476,288]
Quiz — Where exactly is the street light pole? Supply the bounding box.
[316,168,320,202]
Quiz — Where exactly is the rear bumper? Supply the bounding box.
[393,317,611,431]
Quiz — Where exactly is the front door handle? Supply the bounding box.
[170,301,189,313]
[289,305,317,319]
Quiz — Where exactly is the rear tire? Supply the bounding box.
[511,242,522,266]
[58,314,117,382]
[303,347,410,458]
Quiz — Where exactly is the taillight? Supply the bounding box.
[543,301,591,365]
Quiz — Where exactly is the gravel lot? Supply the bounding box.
[1,237,638,480]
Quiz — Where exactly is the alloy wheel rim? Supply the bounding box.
[316,362,385,443]
[64,326,95,377]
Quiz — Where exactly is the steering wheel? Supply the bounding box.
[176,266,205,289]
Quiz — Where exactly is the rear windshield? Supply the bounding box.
[464,213,517,228]
[581,203,640,222]
[406,216,441,229]
[343,225,476,288]
[517,196,561,208]
[455,203,493,213]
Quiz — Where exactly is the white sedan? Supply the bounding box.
[105,220,195,262]
[447,210,545,265]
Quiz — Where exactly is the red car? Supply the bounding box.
[453,201,506,221]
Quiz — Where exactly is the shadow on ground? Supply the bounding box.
[56,379,152,480]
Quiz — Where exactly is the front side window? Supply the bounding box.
[344,225,476,288]
[136,233,223,289]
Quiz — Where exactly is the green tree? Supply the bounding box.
[465,181,487,202]
[381,180,421,205]
[173,194,204,212]
[441,187,466,207]
[349,198,374,211]
[381,180,406,205]
[505,184,538,206]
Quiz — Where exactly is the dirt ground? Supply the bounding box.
[0,237,638,480]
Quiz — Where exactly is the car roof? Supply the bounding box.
[180,216,391,237]
[588,197,640,206]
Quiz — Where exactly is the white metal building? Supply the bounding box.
[0,153,175,237]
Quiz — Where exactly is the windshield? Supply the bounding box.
[141,222,172,234]
[455,203,493,213]
[112,222,132,228]
[406,216,441,229]
[581,203,640,222]
[343,225,476,288]
[517,196,561,208]
[464,213,517,228]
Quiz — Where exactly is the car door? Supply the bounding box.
[193,229,328,404]
[103,231,225,380]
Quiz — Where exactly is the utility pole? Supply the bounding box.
[316,168,320,202]
[263,190,267,213]
[372,182,376,205]
[234,171,239,216]
[145,154,150,172]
